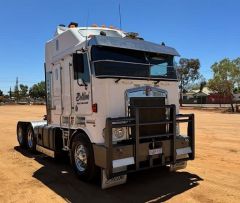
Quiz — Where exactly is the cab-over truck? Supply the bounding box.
[17,23,195,188]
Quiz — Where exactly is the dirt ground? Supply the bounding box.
[0,105,239,203]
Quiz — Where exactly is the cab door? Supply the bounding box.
[51,64,62,125]
[45,63,63,125]
[72,52,92,116]
[52,64,62,114]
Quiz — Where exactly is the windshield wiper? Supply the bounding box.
[82,78,88,86]
[154,80,160,85]
[115,78,121,83]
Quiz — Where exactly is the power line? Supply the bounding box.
[0,80,43,83]
[118,3,122,31]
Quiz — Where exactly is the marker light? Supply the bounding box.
[68,22,78,28]
[92,103,98,113]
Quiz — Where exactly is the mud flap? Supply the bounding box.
[101,169,127,189]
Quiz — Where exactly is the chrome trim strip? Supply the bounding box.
[112,157,135,168]
[176,147,192,155]
[125,86,168,116]
[95,75,178,81]
[93,59,175,68]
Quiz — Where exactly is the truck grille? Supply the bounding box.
[130,97,166,137]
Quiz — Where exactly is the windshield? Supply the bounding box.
[91,46,177,80]
[79,29,122,38]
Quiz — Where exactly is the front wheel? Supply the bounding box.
[70,134,97,181]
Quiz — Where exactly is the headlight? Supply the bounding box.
[112,127,125,140]
[102,127,127,142]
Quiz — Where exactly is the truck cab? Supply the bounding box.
[17,23,195,189]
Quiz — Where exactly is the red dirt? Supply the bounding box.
[0,105,239,202]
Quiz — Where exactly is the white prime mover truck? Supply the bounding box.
[17,22,195,188]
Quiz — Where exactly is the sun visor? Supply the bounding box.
[88,35,180,56]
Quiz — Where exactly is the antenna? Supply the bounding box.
[85,10,90,49]
[118,3,122,31]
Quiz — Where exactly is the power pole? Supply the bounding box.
[9,87,12,97]
[14,77,19,102]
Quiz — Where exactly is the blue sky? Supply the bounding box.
[0,0,240,93]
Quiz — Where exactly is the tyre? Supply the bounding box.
[17,124,27,148]
[26,125,36,152]
[70,133,97,181]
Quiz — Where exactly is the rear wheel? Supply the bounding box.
[27,126,36,152]
[70,133,97,181]
[17,124,27,148]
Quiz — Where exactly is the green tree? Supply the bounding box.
[177,58,201,106]
[0,90,3,102]
[19,84,28,98]
[233,57,240,89]
[188,75,207,91]
[29,81,45,99]
[199,80,207,92]
[208,58,240,112]
[233,87,240,93]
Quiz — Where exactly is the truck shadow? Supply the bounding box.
[14,146,203,203]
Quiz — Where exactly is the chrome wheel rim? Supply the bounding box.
[74,144,87,172]
[27,129,33,148]
[17,127,23,144]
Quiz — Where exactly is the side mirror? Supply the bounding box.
[73,53,84,79]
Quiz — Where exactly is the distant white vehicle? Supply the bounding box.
[16,22,195,188]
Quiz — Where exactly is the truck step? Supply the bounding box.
[36,145,55,158]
